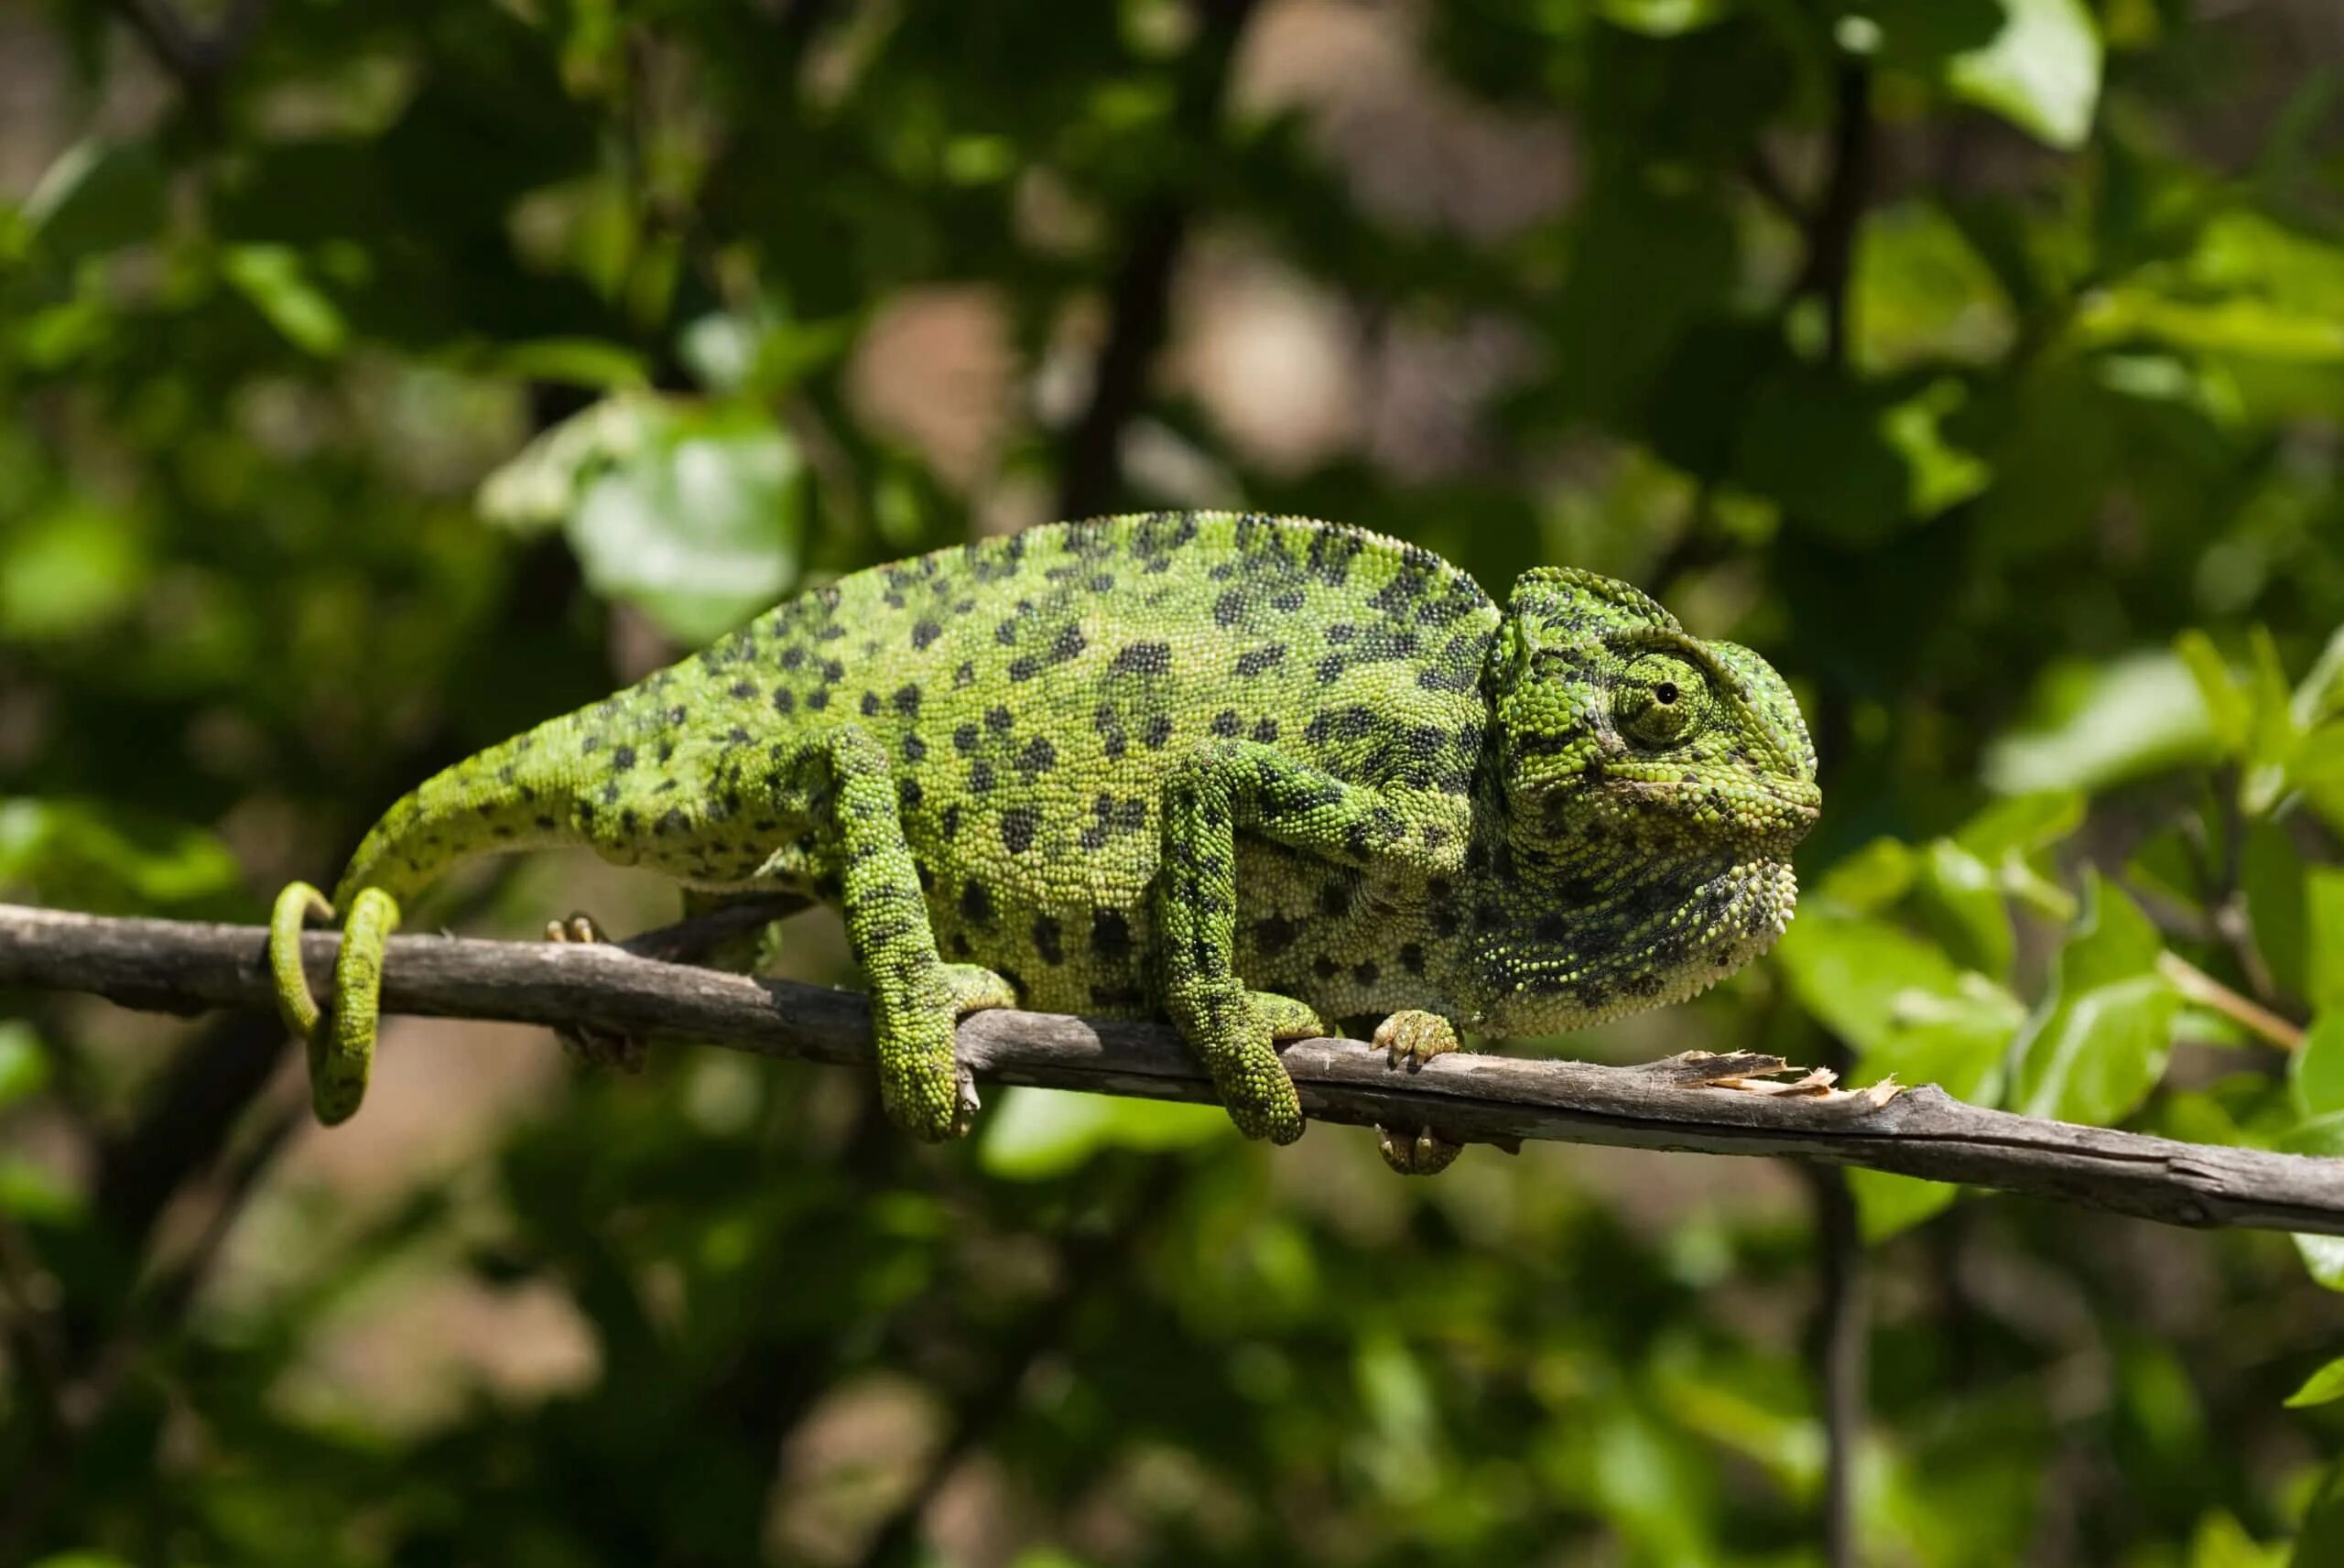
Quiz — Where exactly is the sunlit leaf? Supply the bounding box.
[222,244,350,356]
[568,412,803,643]
[2176,630,2251,757]
[978,1087,1229,1179]
[2008,872,2176,1126]
[2248,821,2310,1001]
[2284,1356,2344,1410]
[1982,652,2220,795]
[2292,1014,2344,1120]
[1946,0,2102,149]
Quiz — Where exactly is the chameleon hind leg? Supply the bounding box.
[1373,1011,1463,1176]
[268,881,401,1125]
[795,727,1014,1141]
[1157,741,1454,1146]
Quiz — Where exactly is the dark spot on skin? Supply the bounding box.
[949,932,971,957]
[581,736,600,753]
[1112,641,1172,676]
[729,681,757,700]
[941,804,962,840]
[1213,589,1245,627]
[954,723,980,753]
[1017,737,1057,775]
[861,691,881,716]
[1318,881,1351,917]
[1253,916,1298,956]
[773,688,797,714]
[899,778,924,809]
[986,705,1013,733]
[1273,589,1306,613]
[1211,710,1241,738]
[1252,718,1280,743]
[960,881,995,925]
[1236,645,1286,677]
[1032,915,1064,965]
[668,706,688,725]
[1143,715,1173,750]
[1051,625,1086,663]
[970,760,995,792]
[913,619,942,650]
[955,661,976,687]
[1399,943,1426,975]
[904,733,928,762]
[1001,806,1038,853]
[1091,910,1133,962]
[613,745,636,771]
[1009,657,1038,682]
[894,685,922,717]
[808,690,829,710]
[1311,955,1340,980]
[1352,961,1379,986]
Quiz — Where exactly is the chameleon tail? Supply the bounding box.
[268,708,596,1123]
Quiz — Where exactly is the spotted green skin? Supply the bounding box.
[270,513,1819,1152]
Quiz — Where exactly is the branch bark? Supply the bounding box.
[5,902,2343,1236]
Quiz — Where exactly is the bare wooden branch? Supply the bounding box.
[4,902,2342,1236]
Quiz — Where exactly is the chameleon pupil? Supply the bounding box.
[1655,681,1679,704]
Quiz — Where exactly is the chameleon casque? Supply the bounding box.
[268,513,1819,1173]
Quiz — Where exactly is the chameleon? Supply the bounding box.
[267,513,1818,1173]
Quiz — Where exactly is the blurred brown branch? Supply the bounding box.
[5,901,2342,1237]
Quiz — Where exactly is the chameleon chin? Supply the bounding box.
[270,513,1818,1175]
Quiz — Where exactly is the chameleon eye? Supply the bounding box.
[1614,654,1707,749]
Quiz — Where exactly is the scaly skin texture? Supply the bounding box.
[269,514,1819,1163]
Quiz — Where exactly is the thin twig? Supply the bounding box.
[5,903,2344,1235]
[2157,950,2306,1052]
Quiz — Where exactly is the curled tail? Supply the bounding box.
[270,706,601,1124]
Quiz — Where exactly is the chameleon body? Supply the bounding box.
[270,514,1818,1171]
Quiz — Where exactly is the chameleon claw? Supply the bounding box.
[1377,1124,1462,1177]
[542,912,646,1072]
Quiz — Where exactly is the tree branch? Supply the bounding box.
[5,902,2342,1235]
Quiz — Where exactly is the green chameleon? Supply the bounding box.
[268,513,1818,1173]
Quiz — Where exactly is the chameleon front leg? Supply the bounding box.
[800,727,1015,1141]
[1156,741,1460,1152]
[267,881,401,1125]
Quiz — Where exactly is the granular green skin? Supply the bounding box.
[271,513,1819,1160]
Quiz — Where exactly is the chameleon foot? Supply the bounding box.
[544,912,646,1073]
[1378,1125,1462,1177]
[1373,1010,1462,1176]
[267,880,400,1125]
[877,963,1015,1142]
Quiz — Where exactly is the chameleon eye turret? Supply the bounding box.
[268,514,1818,1173]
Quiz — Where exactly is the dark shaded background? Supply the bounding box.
[3,0,2344,1563]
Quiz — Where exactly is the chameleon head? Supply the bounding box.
[1484,567,1820,1012]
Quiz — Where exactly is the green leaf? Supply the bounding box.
[2284,1356,2344,1410]
[2292,1014,2344,1120]
[2295,623,2344,728]
[1918,838,2013,979]
[2176,630,2251,756]
[1946,0,2103,150]
[0,1022,49,1109]
[0,798,244,914]
[1982,651,2221,795]
[1816,837,1917,914]
[2188,1511,2285,1568]
[2008,872,2177,1126]
[2294,1465,2344,1567]
[979,1087,1230,1180]
[2248,820,2310,1000]
[1775,907,2022,1104]
[1596,0,1734,35]
[2309,868,2344,1016]
[474,338,650,389]
[2244,626,2302,816]
[478,395,660,534]
[1851,1169,1960,1242]
[221,244,349,356]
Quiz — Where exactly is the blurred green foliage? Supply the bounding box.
[3,0,2343,1563]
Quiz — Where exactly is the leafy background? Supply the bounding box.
[3,0,2344,1563]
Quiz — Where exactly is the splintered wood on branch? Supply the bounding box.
[3,901,2340,1237]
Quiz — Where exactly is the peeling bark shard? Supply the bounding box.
[3,901,2341,1237]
